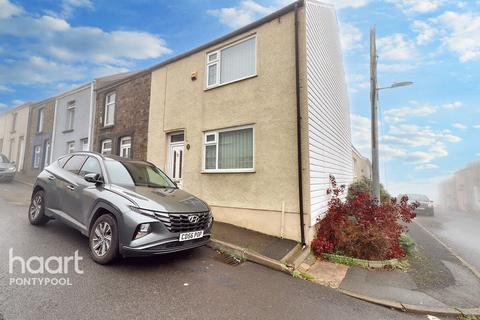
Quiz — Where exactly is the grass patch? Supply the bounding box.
[226,252,246,263]
[324,254,363,267]
[400,234,416,256]
[292,271,315,282]
[458,316,480,320]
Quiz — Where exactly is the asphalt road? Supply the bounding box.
[416,206,480,274]
[0,181,429,320]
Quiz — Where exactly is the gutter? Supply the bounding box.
[294,1,306,247]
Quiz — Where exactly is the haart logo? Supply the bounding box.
[8,248,84,286]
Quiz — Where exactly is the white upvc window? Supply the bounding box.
[44,140,51,167]
[203,125,254,173]
[37,108,44,133]
[206,35,256,88]
[66,101,75,131]
[67,141,75,154]
[104,92,116,126]
[33,145,41,169]
[81,138,89,151]
[101,139,112,155]
[119,136,132,158]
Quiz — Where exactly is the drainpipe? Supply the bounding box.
[294,1,306,247]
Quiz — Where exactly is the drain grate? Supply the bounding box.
[215,252,244,266]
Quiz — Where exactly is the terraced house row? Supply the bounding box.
[0,0,359,244]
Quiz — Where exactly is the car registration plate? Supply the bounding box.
[179,230,204,242]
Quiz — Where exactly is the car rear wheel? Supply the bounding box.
[89,214,119,264]
[28,190,50,225]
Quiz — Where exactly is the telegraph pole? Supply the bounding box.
[370,26,381,201]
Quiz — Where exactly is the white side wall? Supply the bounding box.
[305,0,353,224]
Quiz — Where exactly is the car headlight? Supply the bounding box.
[128,206,156,217]
[8,166,16,172]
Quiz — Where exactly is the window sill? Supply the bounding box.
[101,124,114,130]
[201,169,255,174]
[62,129,74,134]
[204,74,257,91]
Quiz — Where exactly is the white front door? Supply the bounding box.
[167,132,185,188]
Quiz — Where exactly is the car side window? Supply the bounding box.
[57,155,71,168]
[62,155,87,175]
[79,157,102,177]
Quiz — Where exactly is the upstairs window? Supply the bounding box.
[104,92,116,126]
[206,36,256,88]
[37,108,44,133]
[66,101,75,131]
[11,113,17,133]
[203,126,254,172]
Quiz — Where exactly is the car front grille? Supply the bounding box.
[154,211,211,233]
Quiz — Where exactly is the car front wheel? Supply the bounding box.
[28,190,49,225]
[89,214,119,264]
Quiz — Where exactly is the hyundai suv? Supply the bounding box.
[28,152,212,264]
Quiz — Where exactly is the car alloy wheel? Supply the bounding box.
[29,194,42,220]
[92,222,112,257]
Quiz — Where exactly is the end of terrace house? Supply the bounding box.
[93,0,353,245]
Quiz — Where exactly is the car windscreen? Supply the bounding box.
[0,155,8,163]
[104,160,176,189]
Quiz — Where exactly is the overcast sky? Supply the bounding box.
[0,0,479,200]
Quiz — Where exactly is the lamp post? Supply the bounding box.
[370,26,413,201]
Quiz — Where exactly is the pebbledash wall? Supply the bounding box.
[0,103,31,171]
[147,0,352,242]
[23,97,56,179]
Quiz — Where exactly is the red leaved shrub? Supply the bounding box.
[312,175,417,260]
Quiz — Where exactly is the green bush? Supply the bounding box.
[399,234,415,255]
[348,177,391,203]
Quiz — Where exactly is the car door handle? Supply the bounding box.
[66,185,75,191]
[48,175,55,181]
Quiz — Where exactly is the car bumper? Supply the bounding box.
[0,172,15,179]
[120,235,211,257]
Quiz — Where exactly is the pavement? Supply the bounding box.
[0,181,427,320]
[336,218,480,315]
[415,207,480,274]
[211,221,297,261]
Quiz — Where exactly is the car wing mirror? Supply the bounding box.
[85,173,103,185]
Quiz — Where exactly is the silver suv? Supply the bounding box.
[29,152,212,264]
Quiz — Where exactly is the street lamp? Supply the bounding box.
[377,81,413,91]
[370,26,413,201]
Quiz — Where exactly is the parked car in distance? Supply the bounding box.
[28,152,213,264]
[0,154,16,183]
[402,193,434,216]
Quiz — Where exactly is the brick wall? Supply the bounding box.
[93,73,151,160]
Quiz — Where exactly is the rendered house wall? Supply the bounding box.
[51,83,94,161]
[148,8,307,241]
